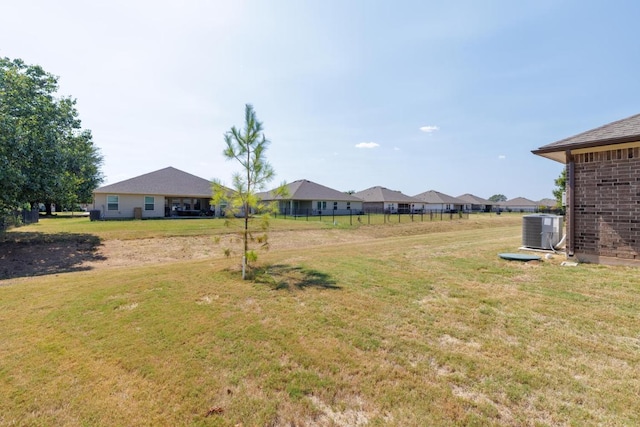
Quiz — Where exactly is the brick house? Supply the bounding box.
[533,113,640,266]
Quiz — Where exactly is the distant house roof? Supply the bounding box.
[94,167,213,197]
[354,186,422,204]
[259,179,361,202]
[414,190,464,205]
[498,197,538,208]
[538,198,556,208]
[456,193,492,205]
[533,113,640,163]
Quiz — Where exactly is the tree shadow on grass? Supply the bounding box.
[255,264,341,291]
[0,231,104,281]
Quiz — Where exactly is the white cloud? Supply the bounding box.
[498,155,506,160]
[420,125,440,133]
[355,142,380,149]
[393,146,400,151]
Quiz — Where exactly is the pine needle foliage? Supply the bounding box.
[212,104,287,279]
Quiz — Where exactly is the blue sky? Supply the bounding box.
[2,1,639,201]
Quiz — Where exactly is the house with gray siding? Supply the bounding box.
[497,197,539,213]
[414,190,464,212]
[456,194,493,212]
[259,179,363,216]
[354,186,423,214]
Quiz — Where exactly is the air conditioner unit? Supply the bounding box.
[522,214,563,249]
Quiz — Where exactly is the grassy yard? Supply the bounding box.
[1,215,639,426]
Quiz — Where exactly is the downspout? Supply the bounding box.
[566,150,575,257]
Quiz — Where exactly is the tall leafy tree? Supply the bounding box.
[212,104,286,279]
[488,194,507,202]
[552,168,566,208]
[0,57,102,215]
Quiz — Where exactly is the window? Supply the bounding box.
[145,196,154,211]
[333,201,338,210]
[317,201,327,210]
[107,195,119,211]
[347,202,351,210]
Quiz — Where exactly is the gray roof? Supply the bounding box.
[533,113,640,163]
[414,190,465,205]
[259,179,362,202]
[456,193,492,205]
[354,186,422,203]
[94,167,213,197]
[538,198,557,207]
[498,197,538,207]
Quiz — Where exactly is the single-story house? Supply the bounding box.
[258,179,363,216]
[538,198,557,210]
[456,194,493,212]
[413,190,465,212]
[93,166,222,219]
[498,197,539,212]
[354,186,423,214]
[532,113,640,266]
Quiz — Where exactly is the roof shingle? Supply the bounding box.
[260,179,361,202]
[414,190,465,205]
[533,113,640,162]
[354,186,422,203]
[94,167,213,197]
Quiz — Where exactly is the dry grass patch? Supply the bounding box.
[1,214,639,425]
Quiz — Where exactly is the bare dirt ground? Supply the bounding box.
[84,219,486,271]
[0,219,492,280]
[0,228,373,280]
[83,228,376,270]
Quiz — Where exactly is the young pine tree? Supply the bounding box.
[212,104,286,279]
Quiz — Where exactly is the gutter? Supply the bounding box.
[566,150,575,257]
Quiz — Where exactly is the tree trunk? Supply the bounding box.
[45,202,53,216]
[243,202,249,280]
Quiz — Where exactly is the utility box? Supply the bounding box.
[89,210,101,221]
[522,214,563,249]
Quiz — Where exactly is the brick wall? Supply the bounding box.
[572,147,640,260]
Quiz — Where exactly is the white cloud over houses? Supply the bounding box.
[420,125,440,133]
[498,155,506,159]
[355,142,380,149]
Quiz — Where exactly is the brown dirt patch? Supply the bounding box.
[0,233,104,280]
[84,228,376,270]
[0,219,497,279]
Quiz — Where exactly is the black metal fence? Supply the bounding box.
[273,208,469,225]
[0,209,39,231]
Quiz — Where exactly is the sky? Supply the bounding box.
[2,1,640,201]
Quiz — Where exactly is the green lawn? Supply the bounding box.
[1,215,638,426]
